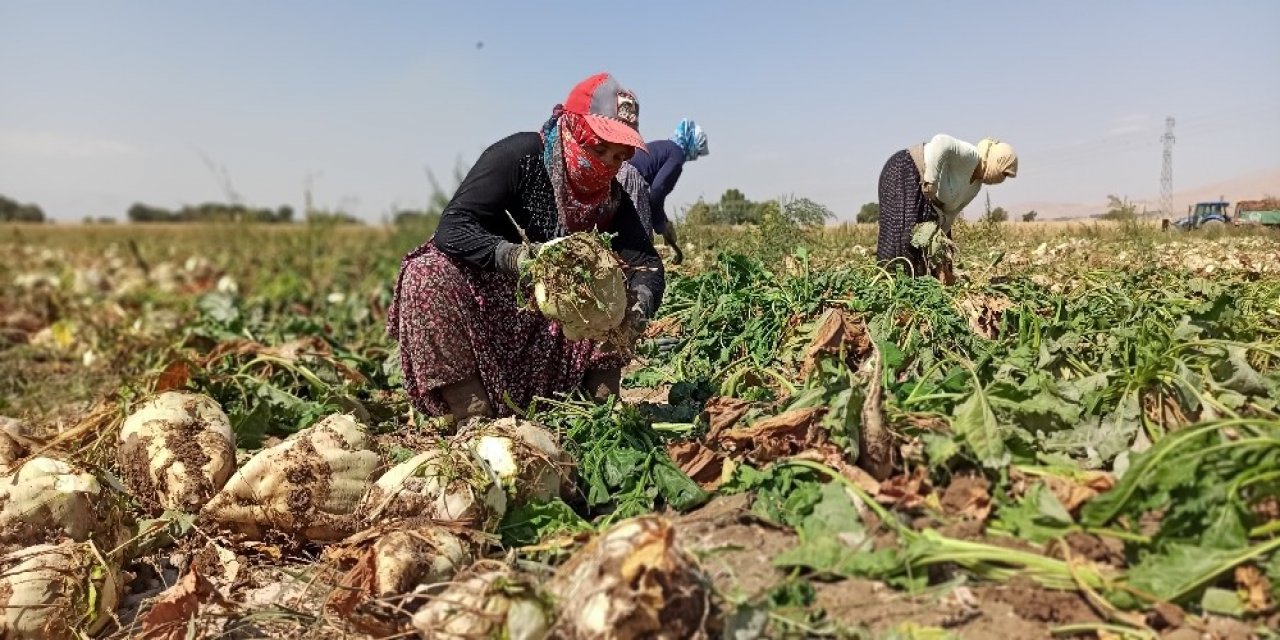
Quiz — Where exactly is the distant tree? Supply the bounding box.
[781,196,835,227]
[755,200,781,224]
[1100,195,1138,221]
[983,206,1009,223]
[678,190,832,227]
[0,195,46,222]
[678,189,754,225]
[306,210,364,225]
[683,199,715,225]
[1022,210,1039,222]
[856,202,880,224]
[127,202,172,222]
[127,201,296,224]
[718,188,757,225]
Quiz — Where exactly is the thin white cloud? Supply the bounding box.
[0,130,142,159]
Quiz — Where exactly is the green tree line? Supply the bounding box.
[684,189,834,227]
[127,202,298,224]
[0,195,46,222]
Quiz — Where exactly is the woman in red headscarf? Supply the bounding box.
[387,73,663,423]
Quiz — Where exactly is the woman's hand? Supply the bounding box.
[921,182,946,210]
[495,241,541,274]
[625,301,648,336]
[661,226,684,265]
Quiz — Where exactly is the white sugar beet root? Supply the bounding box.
[411,560,551,640]
[548,515,720,639]
[326,524,480,637]
[529,233,628,342]
[202,413,380,541]
[372,527,472,597]
[0,542,122,640]
[458,416,574,505]
[361,443,506,532]
[0,456,126,553]
[118,391,236,512]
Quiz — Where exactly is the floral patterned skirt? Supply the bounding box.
[387,240,626,417]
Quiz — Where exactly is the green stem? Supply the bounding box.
[1157,537,1280,605]
[1170,437,1278,465]
[901,392,964,406]
[1230,469,1280,499]
[651,422,695,434]
[1086,419,1269,525]
[1249,520,1280,538]
[1050,623,1156,639]
[902,359,950,406]
[776,459,904,536]
[1078,526,1150,545]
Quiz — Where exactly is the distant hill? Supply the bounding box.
[1006,168,1280,220]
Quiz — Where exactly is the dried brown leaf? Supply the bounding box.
[153,360,192,393]
[1235,564,1272,612]
[335,553,376,608]
[955,294,1013,340]
[714,407,826,463]
[642,315,681,339]
[701,396,753,439]
[666,441,727,491]
[139,567,224,640]
[801,309,872,379]
[1142,390,1192,429]
[940,475,992,521]
[876,467,932,512]
[1044,471,1115,514]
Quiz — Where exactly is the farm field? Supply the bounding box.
[1,220,1279,639]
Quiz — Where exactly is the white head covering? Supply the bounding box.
[976,138,1018,184]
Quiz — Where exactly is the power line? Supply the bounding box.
[1019,102,1278,171]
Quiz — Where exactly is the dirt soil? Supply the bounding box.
[672,494,1106,639]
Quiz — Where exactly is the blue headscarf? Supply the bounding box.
[672,118,709,162]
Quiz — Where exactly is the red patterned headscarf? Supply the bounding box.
[540,106,619,233]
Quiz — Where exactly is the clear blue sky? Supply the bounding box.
[2,1,1278,221]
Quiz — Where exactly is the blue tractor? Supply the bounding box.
[1169,201,1231,231]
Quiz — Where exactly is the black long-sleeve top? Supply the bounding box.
[626,139,686,231]
[433,132,664,315]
